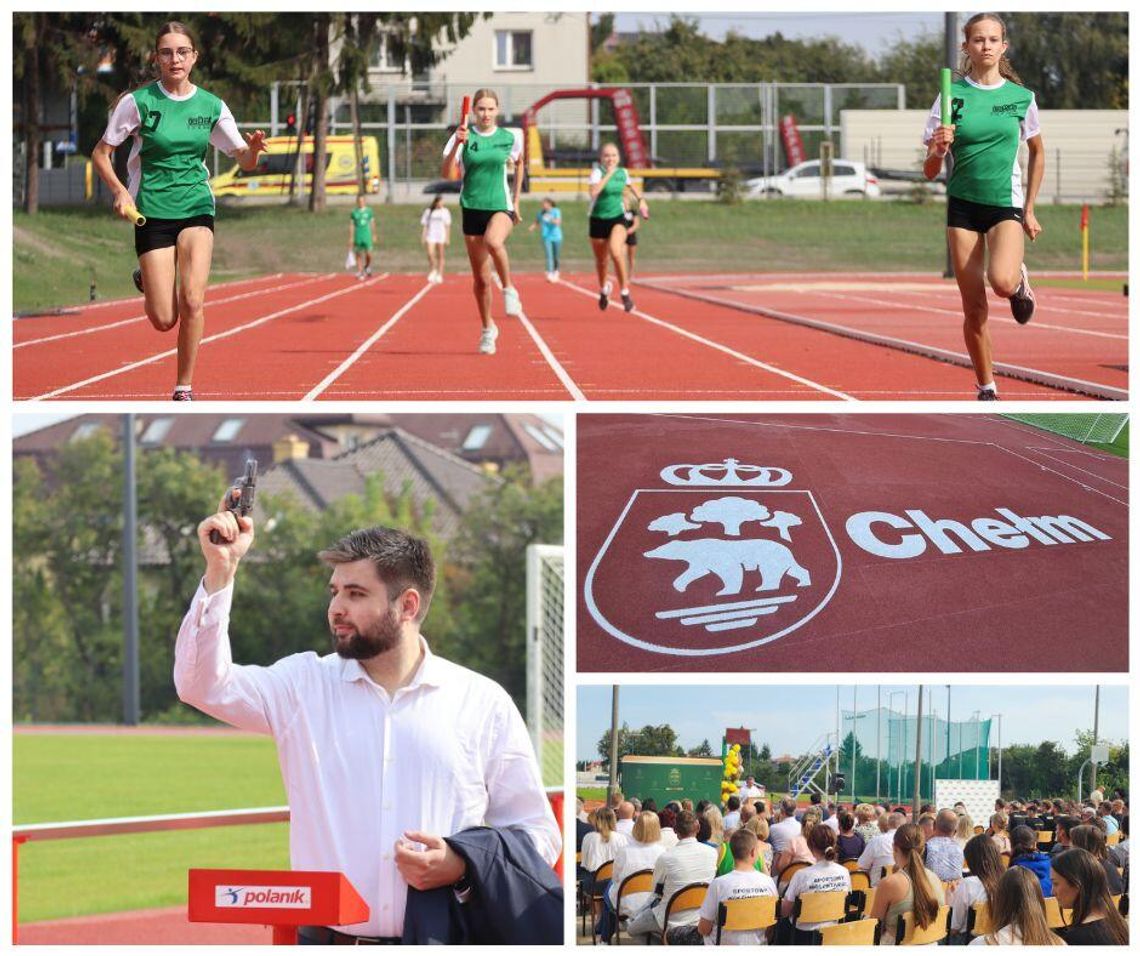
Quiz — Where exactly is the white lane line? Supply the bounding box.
[991,445,1129,507]
[561,280,854,401]
[303,282,434,400]
[15,275,335,349]
[28,276,388,400]
[12,272,287,316]
[513,307,587,401]
[1021,448,1128,490]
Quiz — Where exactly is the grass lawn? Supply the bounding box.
[1092,419,1129,458]
[14,199,1127,313]
[1002,414,1130,459]
[13,732,287,922]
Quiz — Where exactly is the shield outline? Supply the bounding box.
[584,488,843,656]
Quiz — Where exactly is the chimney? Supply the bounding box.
[273,433,311,463]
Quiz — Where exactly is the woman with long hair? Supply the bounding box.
[587,142,648,312]
[92,21,266,401]
[951,834,1004,937]
[870,822,946,945]
[956,810,976,849]
[440,88,523,355]
[923,12,1044,400]
[970,866,1064,945]
[419,194,451,284]
[1070,823,1124,894]
[779,825,851,943]
[990,810,1012,854]
[580,805,629,876]
[599,810,665,944]
[1051,847,1129,944]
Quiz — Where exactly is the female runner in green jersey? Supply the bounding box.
[440,88,524,355]
[588,142,649,312]
[923,13,1044,401]
[92,21,265,400]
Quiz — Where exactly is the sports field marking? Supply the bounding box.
[636,279,1127,400]
[301,281,435,400]
[988,446,1128,506]
[14,275,334,349]
[513,307,587,402]
[559,281,856,401]
[12,273,287,316]
[987,417,1130,457]
[1022,446,1127,484]
[28,275,389,400]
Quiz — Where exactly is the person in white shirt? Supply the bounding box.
[694,828,778,945]
[738,776,765,802]
[857,811,905,886]
[969,866,1064,945]
[949,834,1003,938]
[723,795,742,832]
[615,800,636,835]
[581,806,630,876]
[600,810,667,943]
[779,825,852,943]
[625,810,717,944]
[419,195,452,283]
[174,505,560,944]
[768,797,803,855]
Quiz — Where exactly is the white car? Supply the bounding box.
[745,159,881,199]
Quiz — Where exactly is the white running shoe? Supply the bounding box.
[552,270,560,282]
[433,272,444,284]
[503,286,522,317]
[427,270,438,283]
[478,323,499,354]
[491,272,504,290]
[545,271,554,283]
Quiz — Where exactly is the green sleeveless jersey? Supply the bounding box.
[350,206,375,246]
[589,166,629,219]
[444,126,523,211]
[103,82,246,220]
[925,77,1039,208]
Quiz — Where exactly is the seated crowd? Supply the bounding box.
[576,786,1129,945]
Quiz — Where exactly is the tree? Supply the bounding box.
[597,722,682,770]
[688,738,714,758]
[876,32,944,108]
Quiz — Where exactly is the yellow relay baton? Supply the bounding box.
[121,202,146,226]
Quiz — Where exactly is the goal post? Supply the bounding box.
[526,544,564,788]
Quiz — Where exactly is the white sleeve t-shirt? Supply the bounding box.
[697,869,778,946]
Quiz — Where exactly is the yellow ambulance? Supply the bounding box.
[211,135,381,197]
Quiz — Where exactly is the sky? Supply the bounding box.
[576,684,1128,763]
[612,12,945,58]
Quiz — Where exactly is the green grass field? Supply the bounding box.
[13,732,288,922]
[13,199,1127,312]
[1002,414,1130,458]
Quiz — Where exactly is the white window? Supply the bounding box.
[462,424,493,451]
[370,33,405,74]
[494,30,533,71]
[140,417,175,444]
[211,418,245,443]
[69,422,103,442]
[523,424,561,452]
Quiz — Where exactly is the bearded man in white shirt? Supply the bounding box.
[174,501,560,944]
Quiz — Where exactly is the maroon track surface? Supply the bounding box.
[577,414,1128,673]
[18,907,269,945]
[13,271,1122,400]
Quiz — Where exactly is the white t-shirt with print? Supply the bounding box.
[783,860,852,932]
[697,868,778,946]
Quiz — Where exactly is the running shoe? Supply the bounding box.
[432,272,444,284]
[491,272,503,290]
[621,291,634,312]
[1009,263,1036,324]
[976,388,998,401]
[364,266,372,277]
[428,270,438,283]
[552,270,560,282]
[132,268,144,294]
[478,323,499,355]
[172,388,194,402]
[599,281,611,311]
[356,272,365,281]
[503,286,522,317]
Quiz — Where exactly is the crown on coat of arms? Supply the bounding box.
[659,458,792,487]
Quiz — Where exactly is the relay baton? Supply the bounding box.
[940,68,953,126]
[460,95,471,128]
[122,203,146,226]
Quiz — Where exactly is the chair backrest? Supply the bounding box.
[999,852,1010,870]
[968,901,996,937]
[849,870,872,893]
[841,859,861,872]
[1107,831,1121,846]
[715,894,777,944]
[662,881,709,940]
[793,890,849,925]
[575,851,583,865]
[592,860,614,888]
[616,868,654,909]
[1037,831,1054,846]
[779,861,811,886]
[1043,896,1068,929]
[896,904,951,945]
[820,917,880,946]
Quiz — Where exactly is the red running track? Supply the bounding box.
[18,906,269,945]
[577,413,1128,673]
[13,271,1118,401]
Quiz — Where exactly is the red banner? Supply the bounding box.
[725,727,752,747]
[611,88,649,169]
[780,115,805,168]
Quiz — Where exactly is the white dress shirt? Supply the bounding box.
[608,840,667,912]
[651,837,718,929]
[615,818,635,835]
[768,816,802,854]
[581,829,629,874]
[856,829,898,886]
[174,581,560,938]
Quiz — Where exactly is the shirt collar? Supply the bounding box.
[338,635,446,690]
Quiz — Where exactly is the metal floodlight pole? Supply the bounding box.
[850,686,858,804]
[609,685,620,801]
[1091,685,1100,791]
[121,415,140,726]
[946,685,952,772]
[996,713,1003,794]
[876,686,882,802]
[912,685,924,813]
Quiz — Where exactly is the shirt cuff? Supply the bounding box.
[193,578,234,627]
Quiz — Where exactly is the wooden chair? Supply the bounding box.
[791,890,849,943]
[715,894,777,945]
[1107,831,1122,846]
[895,905,951,945]
[820,917,880,945]
[1037,830,1054,850]
[778,860,811,891]
[589,860,614,943]
[841,858,861,872]
[999,852,1011,870]
[1043,896,1068,930]
[966,901,996,937]
[658,882,708,945]
[613,868,654,945]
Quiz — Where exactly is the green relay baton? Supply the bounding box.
[940,67,953,125]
